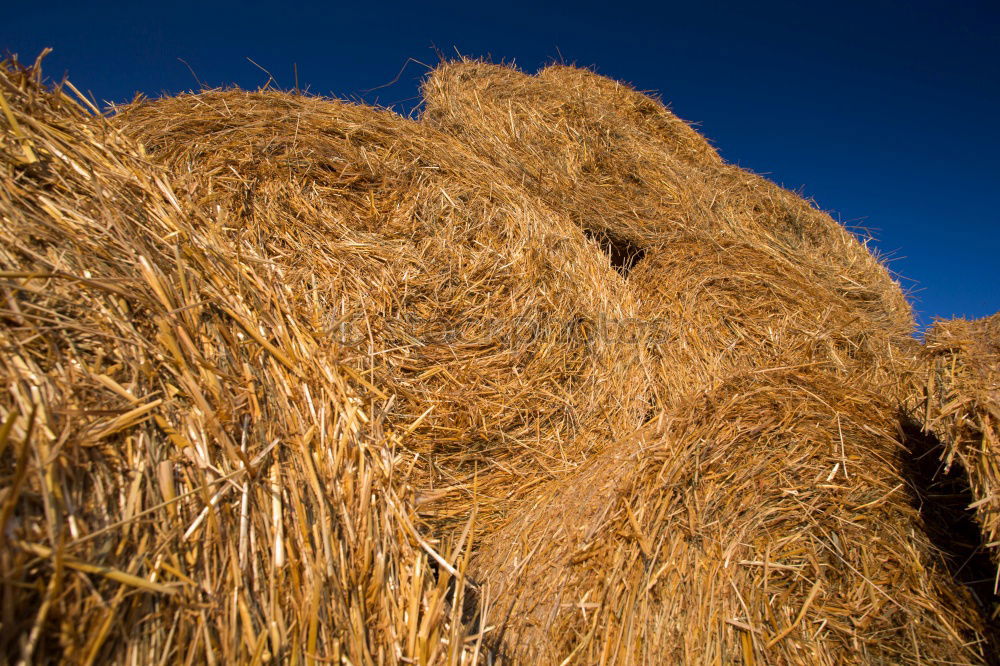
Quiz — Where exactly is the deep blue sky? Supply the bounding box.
[5,0,997,329]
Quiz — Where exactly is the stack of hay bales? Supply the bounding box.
[916,314,1000,578]
[0,54,658,662]
[0,51,993,663]
[421,61,989,662]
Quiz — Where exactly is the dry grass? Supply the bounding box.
[914,314,1000,585]
[0,52,993,664]
[421,62,912,331]
[421,61,915,408]
[627,234,913,409]
[473,369,984,663]
[110,87,653,533]
[420,59,989,662]
[0,55,491,664]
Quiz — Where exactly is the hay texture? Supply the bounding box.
[626,233,914,408]
[112,88,649,464]
[421,60,990,662]
[472,369,986,663]
[0,56,491,664]
[111,89,651,525]
[422,61,914,404]
[917,313,1000,580]
[1,51,993,665]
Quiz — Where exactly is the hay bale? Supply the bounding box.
[629,233,913,407]
[472,369,988,663]
[0,57,493,663]
[421,60,987,662]
[111,89,651,525]
[421,61,720,249]
[421,61,914,397]
[423,62,905,280]
[916,313,1000,577]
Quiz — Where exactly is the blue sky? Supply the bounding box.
[5,0,997,329]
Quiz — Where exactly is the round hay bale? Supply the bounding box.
[422,60,712,247]
[112,90,651,517]
[6,50,980,664]
[421,60,913,348]
[0,58,461,663]
[630,233,912,407]
[418,63,975,662]
[471,369,988,663]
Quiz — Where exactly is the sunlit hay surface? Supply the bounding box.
[1,51,992,665]
[419,59,990,663]
[915,313,1000,576]
[110,89,653,531]
[471,369,986,664]
[421,60,914,397]
[0,57,497,664]
[112,89,649,460]
[629,233,913,408]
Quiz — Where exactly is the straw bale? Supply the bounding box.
[629,233,912,407]
[916,313,1000,577]
[3,50,991,664]
[421,61,720,249]
[0,56,486,663]
[472,369,988,663]
[421,61,913,381]
[421,60,989,662]
[423,61,898,256]
[110,88,653,526]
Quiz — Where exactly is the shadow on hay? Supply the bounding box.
[582,228,646,278]
[428,564,516,664]
[899,414,1000,660]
